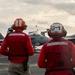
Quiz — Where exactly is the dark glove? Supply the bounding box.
[23,61,28,71]
[72,68,75,75]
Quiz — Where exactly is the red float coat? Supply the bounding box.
[0,30,34,63]
[38,38,75,75]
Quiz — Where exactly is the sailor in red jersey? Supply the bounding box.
[0,18,34,75]
[38,22,75,75]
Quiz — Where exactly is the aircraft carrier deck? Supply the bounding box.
[0,51,45,75]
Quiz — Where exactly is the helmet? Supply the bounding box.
[12,18,27,30]
[49,22,67,37]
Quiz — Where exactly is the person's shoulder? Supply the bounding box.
[22,32,28,35]
[62,38,75,45]
[22,32,30,38]
[61,38,69,41]
[43,39,53,47]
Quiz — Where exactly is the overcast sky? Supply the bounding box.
[0,0,75,36]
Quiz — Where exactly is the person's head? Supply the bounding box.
[12,18,27,30]
[48,22,67,40]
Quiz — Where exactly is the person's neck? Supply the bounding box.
[53,37,61,41]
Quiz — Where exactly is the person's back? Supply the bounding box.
[6,29,34,63]
[0,18,34,75]
[38,22,75,75]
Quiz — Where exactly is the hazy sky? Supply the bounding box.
[0,0,75,36]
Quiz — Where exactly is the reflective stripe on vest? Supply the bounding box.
[47,42,68,46]
[9,33,25,36]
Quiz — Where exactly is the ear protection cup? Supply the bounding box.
[24,24,27,30]
[63,29,67,37]
[47,29,51,37]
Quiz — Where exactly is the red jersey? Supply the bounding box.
[38,38,75,75]
[0,30,34,63]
